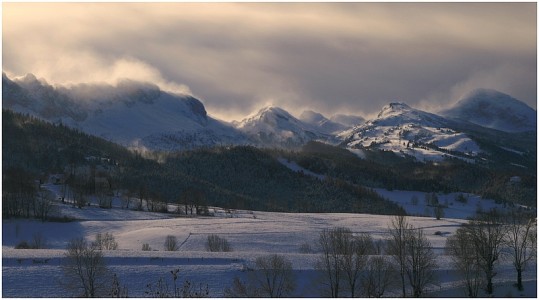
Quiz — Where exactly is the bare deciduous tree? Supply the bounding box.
[181,188,205,215]
[34,190,56,222]
[93,232,118,250]
[253,254,296,297]
[464,210,507,295]
[206,234,232,252]
[3,167,36,218]
[387,215,412,297]
[316,227,371,297]
[225,255,296,298]
[361,256,396,298]
[434,205,444,220]
[120,190,132,209]
[387,215,437,297]
[181,279,209,298]
[164,235,179,251]
[504,210,536,291]
[446,227,483,297]
[137,184,147,211]
[70,175,88,209]
[316,227,345,297]
[341,233,372,297]
[224,276,261,298]
[145,268,209,298]
[109,273,129,298]
[405,227,437,297]
[32,232,47,249]
[63,237,110,297]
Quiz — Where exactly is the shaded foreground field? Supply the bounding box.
[3,210,536,297]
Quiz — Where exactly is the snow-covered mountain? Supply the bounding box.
[2,73,247,151]
[339,102,482,162]
[299,110,351,134]
[234,106,331,148]
[3,73,334,150]
[4,72,535,158]
[440,89,536,133]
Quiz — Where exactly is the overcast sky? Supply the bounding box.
[3,3,536,121]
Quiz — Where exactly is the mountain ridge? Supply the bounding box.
[2,73,247,150]
[339,101,485,162]
[3,73,536,162]
[440,88,536,133]
[234,105,331,148]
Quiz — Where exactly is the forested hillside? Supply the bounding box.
[3,110,404,216]
[277,142,536,207]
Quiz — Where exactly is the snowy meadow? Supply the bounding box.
[2,184,536,297]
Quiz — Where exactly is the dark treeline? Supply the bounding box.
[3,110,404,216]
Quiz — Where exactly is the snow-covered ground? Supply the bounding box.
[374,188,512,220]
[277,157,326,180]
[2,184,536,297]
[277,157,514,220]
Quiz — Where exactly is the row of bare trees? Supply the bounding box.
[3,187,57,221]
[317,211,536,298]
[315,219,437,298]
[446,210,536,296]
[3,167,58,221]
[60,212,535,297]
[317,227,376,297]
[229,240,389,298]
[225,254,296,297]
[64,236,208,298]
[387,215,437,298]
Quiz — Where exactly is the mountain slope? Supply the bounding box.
[2,73,247,150]
[339,102,482,162]
[235,106,330,148]
[440,89,536,133]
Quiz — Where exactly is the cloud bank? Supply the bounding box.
[3,3,536,121]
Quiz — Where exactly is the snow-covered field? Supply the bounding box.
[375,188,512,220]
[2,185,536,297]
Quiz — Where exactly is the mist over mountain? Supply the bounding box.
[2,73,536,165]
[440,88,536,133]
[3,73,343,150]
[329,114,365,127]
[2,73,247,150]
[299,110,351,134]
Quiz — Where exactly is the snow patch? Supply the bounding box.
[277,157,326,180]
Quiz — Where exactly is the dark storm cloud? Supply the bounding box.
[3,3,536,121]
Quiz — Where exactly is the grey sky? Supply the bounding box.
[3,3,536,121]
